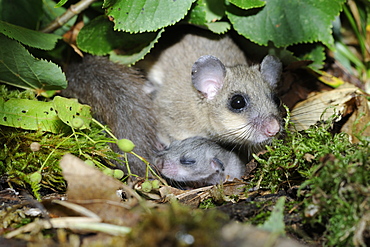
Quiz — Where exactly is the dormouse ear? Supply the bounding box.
[211,157,225,172]
[192,55,226,100]
[260,55,282,88]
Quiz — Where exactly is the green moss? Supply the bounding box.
[199,198,217,209]
[0,86,126,199]
[0,123,123,197]
[303,142,369,246]
[252,111,370,246]
[248,201,273,225]
[0,85,37,101]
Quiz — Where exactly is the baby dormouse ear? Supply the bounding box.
[211,157,225,173]
[260,55,282,88]
[192,55,226,100]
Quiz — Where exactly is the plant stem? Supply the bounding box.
[41,0,98,33]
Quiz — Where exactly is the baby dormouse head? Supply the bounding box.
[155,137,244,187]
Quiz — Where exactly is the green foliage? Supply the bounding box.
[0,20,60,50]
[258,197,286,236]
[229,0,265,10]
[77,15,163,63]
[187,0,230,33]
[33,0,346,69]
[253,113,370,246]
[199,198,217,209]
[0,0,352,83]
[53,96,92,130]
[252,116,361,192]
[0,34,67,91]
[303,141,369,246]
[0,123,122,200]
[0,98,69,133]
[0,86,126,199]
[298,45,326,70]
[333,1,370,84]
[55,0,69,8]
[0,0,43,30]
[105,0,195,33]
[227,0,345,48]
[0,93,91,134]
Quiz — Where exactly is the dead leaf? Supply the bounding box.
[210,181,248,204]
[59,154,141,226]
[291,83,367,132]
[159,186,208,207]
[159,180,249,207]
[303,153,315,162]
[340,94,370,142]
[63,20,84,57]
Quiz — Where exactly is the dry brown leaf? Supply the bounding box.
[303,153,315,162]
[159,186,209,207]
[291,83,368,133]
[210,181,248,204]
[159,180,248,207]
[340,94,370,142]
[59,154,141,226]
[62,20,84,57]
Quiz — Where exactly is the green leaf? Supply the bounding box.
[54,0,68,8]
[228,0,265,10]
[258,196,286,235]
[77,16,123,55]
[109,29,164,65]
[226,0,345,48]
[0,0,43,30]
[0,98,69,133]
[105,0,195,32]
[205,22,230,34]
[301,44,326,70]
[188,0,225,25]
[334,41,365,71]
[53,96,92,130]
[78,16,163,63]
[0,34,67,91]
[0,20,61,50]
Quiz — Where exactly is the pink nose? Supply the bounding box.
[265,118,280,137]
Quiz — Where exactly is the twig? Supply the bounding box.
[41,0,97,33]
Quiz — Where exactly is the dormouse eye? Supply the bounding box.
[180,156,196,165]
[229,94,248,112]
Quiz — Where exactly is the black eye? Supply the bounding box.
[229,94,248,112]
[180,156,196,165]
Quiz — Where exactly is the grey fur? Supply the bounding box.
[260,55,282,87]
[141,28,283,156]
[62,55,157,176]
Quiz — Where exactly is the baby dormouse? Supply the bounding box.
[155,136,245,186]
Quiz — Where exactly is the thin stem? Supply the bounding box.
[41,0,98,33]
